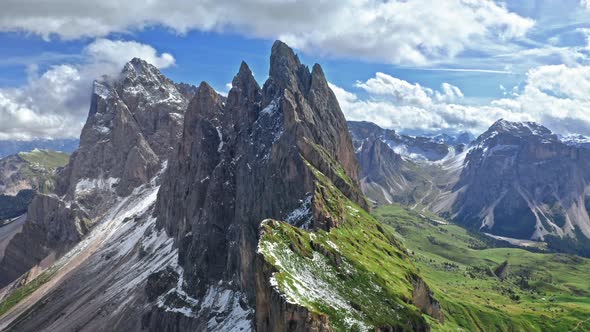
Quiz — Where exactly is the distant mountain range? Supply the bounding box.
[0,139,78,159]
[350,119,590,253]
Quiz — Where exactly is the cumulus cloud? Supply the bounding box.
[0,0,533,65]
[85,39,175,70]
[334,64,590,136]
[328,74,506,136]
[494,65,590,135]
[0,39,175,140]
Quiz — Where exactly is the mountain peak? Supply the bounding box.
[191,81,222,118]
[268,40,311,94]
[238,60,252,75]
[123,57,153,76]
[270,40,299,65]
[476,119,556,145]
[232,61,257,88]
[310,63,328,88]
[196,81,216,96]
[489,119,551,136]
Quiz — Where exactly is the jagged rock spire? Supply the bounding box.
[267,40,311,96]
[226,61,262,133]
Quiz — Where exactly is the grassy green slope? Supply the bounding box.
[18,149,69,171]
[259,159,434,331]
[374,204,590,332]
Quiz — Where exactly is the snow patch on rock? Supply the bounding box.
[75,177,119,196]
[285,194,313,229]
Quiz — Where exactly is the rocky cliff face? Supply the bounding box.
[0,59,192,288]
[150,40,367,330]
[0,194,89,286]
[452,119,590,240]
[356,137,406,205]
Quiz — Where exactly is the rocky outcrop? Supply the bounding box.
[0,155,35,196]
[493,260,510,280]
[152,40,366,330]
[411,276,444,324]
[357,137,405,205]
[255,253,333,332]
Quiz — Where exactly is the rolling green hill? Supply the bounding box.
[17,149,70,172]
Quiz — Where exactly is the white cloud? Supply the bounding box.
[577,28,590,50]
[436,83,464,102]
[85,39,175,69]
[331,75,530,135]
[355,73,434,107]
[0,39,175,140]
[495,65,590,135]
[0,0,533,65]
[334,65,590,136]
[331,73,521,136]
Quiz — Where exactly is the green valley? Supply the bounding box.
[374,204,590,331]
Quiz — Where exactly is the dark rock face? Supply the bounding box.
[0,59,191,288]
[152,40,365,330]
[0,190,34,221]
[493,260,510,280]
[452,119,590,240]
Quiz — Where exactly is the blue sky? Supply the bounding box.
[0,29,523,99]
[1,0,590,139]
